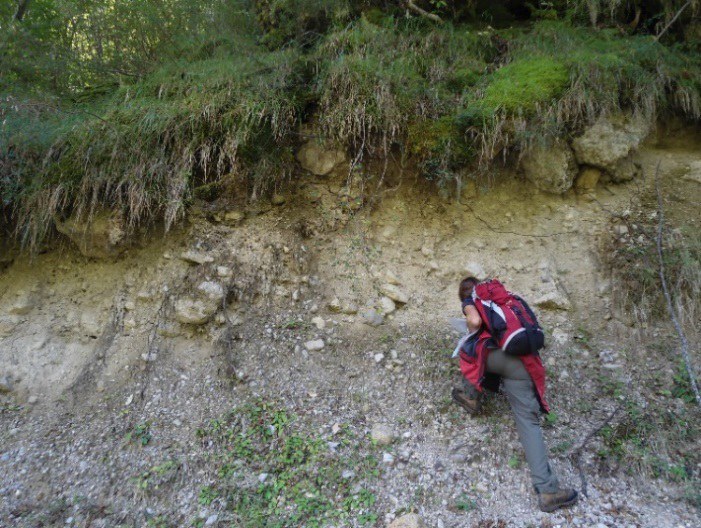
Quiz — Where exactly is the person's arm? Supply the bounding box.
[463,304,482,333]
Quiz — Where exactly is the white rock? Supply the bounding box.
[383,453,395,464]
[378,296,396,314]
[197,281,225,302]
[463,261,486,278]
[305,339,325,351]
[379,284,408,304]
[217,266,232,277]
[374,353,385,363]
[361,309,384,327]
[383,270,401,285]
[0,376,13,393]
[370,423,395,445]
[388,513,423,528]
[205,515,218,526]
[534,290,572,311]
[311,316,326,330]
[180,251,214,265]
[174,299,218,325]
[8,291,34,315]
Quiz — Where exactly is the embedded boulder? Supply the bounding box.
[55,210,128,259]
[521,142,578,194]
[571,114,650,173]
[174,281,225,325]
[296,140,347,176]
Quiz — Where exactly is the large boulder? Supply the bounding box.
[55,210,128,259]
[571,114,650,173]
[521,142,578,194]
[296,140,347,176]
[174,281,225,325]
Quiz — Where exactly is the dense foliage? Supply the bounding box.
[1,1,700,246]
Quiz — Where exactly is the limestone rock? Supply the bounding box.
[174,299,217,325]
[609,156,642,183]
[379,284,408,304]
[383,270,401,285]
[0,376,12,393]
[0,316,20,338]
[55,210,128,259]
[198,281,225,302]
[684,161,701,184]
[534,290,571,311]
[575,167,601,192]
[388,513,423,528]
[180,251,214,265]
[296,141,347,176]
[378,296,396,315]
[174,281,225,325]
[571,114,650,172]
[463,261,486,279]
[213,210,245,226]
[8,290,35,315]
[327,297,342,313]
[304,339,325,351]
[522,142,578,194]
[370,423,395,445]
[361,309,384,327]
[311,316,326,330]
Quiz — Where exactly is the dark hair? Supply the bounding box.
[459,276,479,301]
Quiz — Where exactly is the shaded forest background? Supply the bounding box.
[1,0,700,247]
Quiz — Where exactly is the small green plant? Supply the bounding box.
[196,399,380,526]
[128,421,152,446]
[198,486,218,506]
[507,455,522,469]
[455,493,477,511]
[543,412,558,428]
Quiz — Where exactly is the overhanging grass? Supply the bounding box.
[2,17,700,248]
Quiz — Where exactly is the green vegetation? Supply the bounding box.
[2,1,700,248]
[194,399,379,527]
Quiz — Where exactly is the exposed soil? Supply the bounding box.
[0,141,700,528]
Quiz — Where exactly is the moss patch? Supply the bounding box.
[480,57,570,114]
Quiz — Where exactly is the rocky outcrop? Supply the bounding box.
[296,140,347,176]
[55,210,128,259]
[522,142,578,194]
[571,114,649,180]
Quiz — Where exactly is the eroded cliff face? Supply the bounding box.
[0,134,699,527]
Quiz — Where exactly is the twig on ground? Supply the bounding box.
[571,403,622,498]
[654,161,701,406]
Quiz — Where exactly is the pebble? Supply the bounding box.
[311,316,326,330]
[205,515,218,526]
[370,424,395,445]
[374,353,385,363]
[304,339,325,351]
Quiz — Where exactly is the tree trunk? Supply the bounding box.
[13,0,31,22]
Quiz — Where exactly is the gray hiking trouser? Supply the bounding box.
[464,348,560,494]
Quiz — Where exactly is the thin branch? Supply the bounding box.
[570,403,622,498]
[654,161,701,406]
[654,1,692,41]
[406,1,443,24]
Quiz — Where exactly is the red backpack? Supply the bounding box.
[472,279,545,356]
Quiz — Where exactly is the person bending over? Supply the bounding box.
[452,276,579,513]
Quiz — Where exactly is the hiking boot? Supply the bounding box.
[451,387,481,415]
[538,488,579,513]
